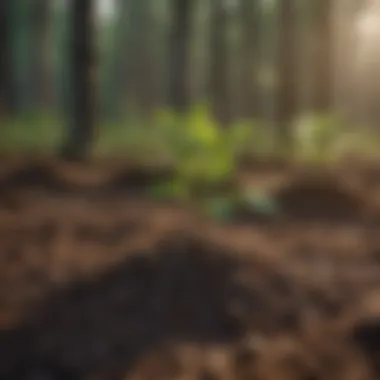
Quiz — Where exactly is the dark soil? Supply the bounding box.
[273,171,367,222]
[0,157,380,379]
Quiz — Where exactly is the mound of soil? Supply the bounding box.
[0,160,62,190]
[0,234,356,380]
[274,172,367,222]
[0,158,177,202]
[238,156,291,174]
[109,165,176,194]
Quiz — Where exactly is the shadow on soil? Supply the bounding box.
[0,236,276,379]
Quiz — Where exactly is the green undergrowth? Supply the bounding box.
[147,180,280,223]
[1,106,380,222]
[0,111,65,153]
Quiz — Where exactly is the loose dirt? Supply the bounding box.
[1,157,380,380]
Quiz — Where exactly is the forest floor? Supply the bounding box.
[1,156,380,379]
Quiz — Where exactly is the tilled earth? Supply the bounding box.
[1,157,380,379]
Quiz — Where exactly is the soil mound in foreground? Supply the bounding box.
[0,232,377,380]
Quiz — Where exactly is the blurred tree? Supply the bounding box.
[61,0,96,160]
[30,0,53,110]
[0,0,15,117]
[311,0,333,112]
[323,0,363,124]
[102,0,131,120]
[151,1,171,110]
[275,0,297,152]
[188,0,210,105]
[129,0,157,119]
[351,0,380,129]
[238,0,259,120]
[52,0,70,117]
[167,0,193,113]
[11,0,29,112]
[103,0,157,121]
[209,0,232,127]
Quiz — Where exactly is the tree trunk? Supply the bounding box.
[209,0,232,127]
[30,0,53,111]
[275,0,297,152]
[102,0,131,120]
[311,0,333,112]
[130,0,156,119]
[61,0,95,161]
[348,0,380,129]
[238,0,259,120]
[167,0,192,113]
[0,0,15,117]
[332,0,363,125]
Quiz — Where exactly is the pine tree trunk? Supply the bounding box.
[311,0,333,112]
[102,0,131,120]
[275,0,297,152]
[130,0,156,119]
[30,0,53,111]
[238,0,259,120]
[61,0,95,161]
[0,0,15,117]
[209,0,232,127]
[167,0,192,113]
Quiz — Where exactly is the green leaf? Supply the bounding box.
[186,104,219,147]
